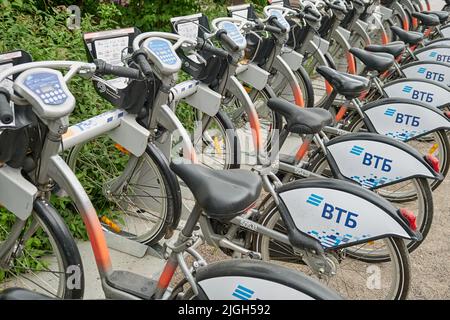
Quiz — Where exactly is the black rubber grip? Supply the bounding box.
[216,29,240,52]
[199,40,231,59]
[325,1,348,14]
[304,13,321,23]
[0,90,13,125]
[264,24,283,35]
[134,53,153,77]
[94,59,141,79]
[305,6,322,19]
[268,16,287,33]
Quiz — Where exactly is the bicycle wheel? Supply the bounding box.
[347,117,450,192]
[327,39,355,75]
[349,32,370,74]
[67,139,179,245]
[307,153,433,253]
[0,199,84,299]
[270,65,315,108]
[254,201,411,300]
[303,52,337,109]
[173,108,240,170]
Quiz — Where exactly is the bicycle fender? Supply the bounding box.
[0,165,37,220]
[352,20,371,45]
[325,132,442,189]
[414,45,450,64]
[424,37,450,48]
[401,61,450,86]
[277,178,420,250]
[361,97,450,142]
[194,259,341,300]
[382,78,450,109]
[440,24,450,38]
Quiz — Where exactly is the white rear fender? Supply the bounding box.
[326,133,441,189]
[362,98,450,141]
[382,78,450,109]
[277,179,420,249]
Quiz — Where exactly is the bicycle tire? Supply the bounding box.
[67,140,180,245]
[0,199,84,299]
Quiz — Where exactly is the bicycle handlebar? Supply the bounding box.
[0,89,13,125]
[268,16,288,33]
[94,59,141,79]
[215,29,240,52]
[196,38,231,59]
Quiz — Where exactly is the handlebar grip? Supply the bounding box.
[264,24,283,35]
[304,5,322,19]
[304,13,321,23]
[94,59,141,79]
[268,16,287,33]
[325,1,348,14]
[0,90,13,125]
[216,29,240,52]
[134,53,153,78]
[199,40,231,59]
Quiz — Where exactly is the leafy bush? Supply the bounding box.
[0,0,266,278]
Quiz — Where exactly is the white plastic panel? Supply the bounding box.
[279,187,410,248]
[328,139,435,188]
[402,63,450,86]
[198,276,314,300]
[383,80,450,108]
[364,102,450,141]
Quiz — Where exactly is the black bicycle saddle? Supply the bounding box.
[267,98,333,134]
[390,26,423,45]
[365,41,405,59]
[316,66,370,99]
[350,47,395,73]
[170,163,262,220]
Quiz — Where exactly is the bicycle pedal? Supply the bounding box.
[105,270,158,300]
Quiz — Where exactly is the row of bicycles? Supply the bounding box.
[0,0,449,300]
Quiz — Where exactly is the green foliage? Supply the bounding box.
[0,0,264,278]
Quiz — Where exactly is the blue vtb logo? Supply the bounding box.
[429,51,450,62]
[417,67,426,74]
[306,194,324,206]
[350,146,393,172]
[306,194,359,228]
[350,145,364,156]
[417,66,445,82]
[385,108,420,126]
[402,85,413,93]
[403,85,434,102]
[232,285,255,300]
[384,108,396,116]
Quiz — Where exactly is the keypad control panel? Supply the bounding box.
[14,68,75,119]
[24,72,68,105]
[142,37,182,75]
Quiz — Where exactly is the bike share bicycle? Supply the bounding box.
[0,42,343,300]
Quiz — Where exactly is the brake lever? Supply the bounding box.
[91,74,120,94]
